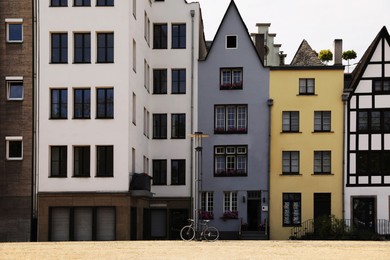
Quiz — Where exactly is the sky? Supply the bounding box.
[191,0,389,67]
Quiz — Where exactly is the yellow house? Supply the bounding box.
[269,40,344,239]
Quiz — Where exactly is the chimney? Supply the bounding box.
[254,34,265,63]
[334,39,343,65]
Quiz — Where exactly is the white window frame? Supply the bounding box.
[201,192,214,212]
[6,136,23,160]
[6,76,24,101]
[6,18,23,43]
[225,35,238,49]
[224,191,237,212]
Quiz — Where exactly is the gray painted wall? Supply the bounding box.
[198,3,270,233]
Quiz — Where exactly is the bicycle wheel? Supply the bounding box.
[180,225,195,241]
[203,226,219,241]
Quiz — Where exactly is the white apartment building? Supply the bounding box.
[36,0,206,241]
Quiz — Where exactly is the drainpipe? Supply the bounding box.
[190,9,195,220]
[342,92,349,220]
[267,97,273,240]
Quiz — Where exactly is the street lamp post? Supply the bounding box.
[191,131,208,239]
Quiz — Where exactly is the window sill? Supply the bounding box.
[95,175,114,178]
[50,62,68,64]
[280,173,302,176]
[214,173,247,177]
[312,173,334,176]
[49,176,67,178]
[50,118,68,120]
[73,176,91,178]
[312,131,334,133]
[280,131,302,134]
[283,224,301,227]
[95,117,114,119]
[214,131,247,135]
[171,137,186,139]
[153,137,167,140]
[73,62,92,64]
[96,61,114,64]
[297,94,317,96]
[73,117,91,120]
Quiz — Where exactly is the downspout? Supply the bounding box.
[267,97,273,240]
[342,92,348,220]
[190,9,195,219]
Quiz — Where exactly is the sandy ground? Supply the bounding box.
[1,240,390,260]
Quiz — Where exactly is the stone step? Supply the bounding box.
[240,231,268,240]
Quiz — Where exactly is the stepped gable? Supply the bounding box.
[290,39,324,66]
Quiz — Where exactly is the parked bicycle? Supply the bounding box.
[180,218,219,241]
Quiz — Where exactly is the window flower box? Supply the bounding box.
[221,211,239,220]
[199,210,214,220]
[215,170,247,177]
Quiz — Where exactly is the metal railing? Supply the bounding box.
[290,219,314,239]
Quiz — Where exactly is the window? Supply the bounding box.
[133,39,136,72]
[226,35,237,49]
[153,114,167,139]
[51,89,68,119]
[132,93,136,125]
[283,193,301,226]
[314,151,331,174]
[172,69,186,94]
[171,114,185,139]
[143,156,149,174]
[171,159,185,185]
[201,192,214,217]
[314,111,331,132]
[74,146,90,177]
[373,79,390,93]
[133,0,137,18]
[152,160,167,185]
[356,151,390,176]
[214,105,247,134]
[96,146,113,177]
[96,0,114,6]
[144,108,150,137]
[172,24,186,49]
[282,111,299,132]
[6,19,23,43]
[96,88,114,118]
[51,33,68,63]
[50,146,67,177]
[144,60,150,91]
[51,0,68,6]
[144,12,150,44]
[97,33,114,63]
[214,146,247,176]
[6,137,23,160]
[7,80,23,100]
[224,192,237,213]
[153,69,167,94]
[220,68,243,90]
[74,89,90,119]
[74,33,91,63]
[74,0,90,6]
[153,24,167,49]
[299,78,315,95]
[131,148,136,173]
[358,110,390,133]
[282,151,299,174]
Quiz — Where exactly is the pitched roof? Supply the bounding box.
[347,26,390,92]
[201,0,264,66]
[290,40,324,66]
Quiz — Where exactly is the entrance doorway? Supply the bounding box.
[247,191,262,231]
[352,197,376,231]
[314,193,331,220]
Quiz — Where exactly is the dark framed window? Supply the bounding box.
[283,193,301,226]
[214,105,247,134]
[74,146,90,177]
[282,111,299,132]
[220,68,243,90]
[172,69,186,94]
[358,110,390,133]
[7,23,23,42]
[153,69,167,94]
[153,114,167,139]
[171,159,185,185]
[171,114,186,139]
[74,89,91,119]
[7,81,23,100]
[51,89,68,119]
[97,33,114,63]
[214,146,247,176]
[51,33,68,63]
[96,0,114,6]
[314,151,331,174]
[226,35,237,49]
[282,151,299,174]
[153,24,167,49]
[96,146,113,177]
[299,78,315,95]
[51,0,68,6]
[74,33,91,63]
[373,79,390,93]
[314,111,331,132]
[172,24,186,49]
[356,151,390,176]
[96,88,114,119]
[50,146,67,177]
[74,0,90,6]
[152,160,167,185]
[6,139,23,160]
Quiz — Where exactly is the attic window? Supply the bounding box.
[226,35,237,49]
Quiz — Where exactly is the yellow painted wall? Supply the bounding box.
[269,68,344,240]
